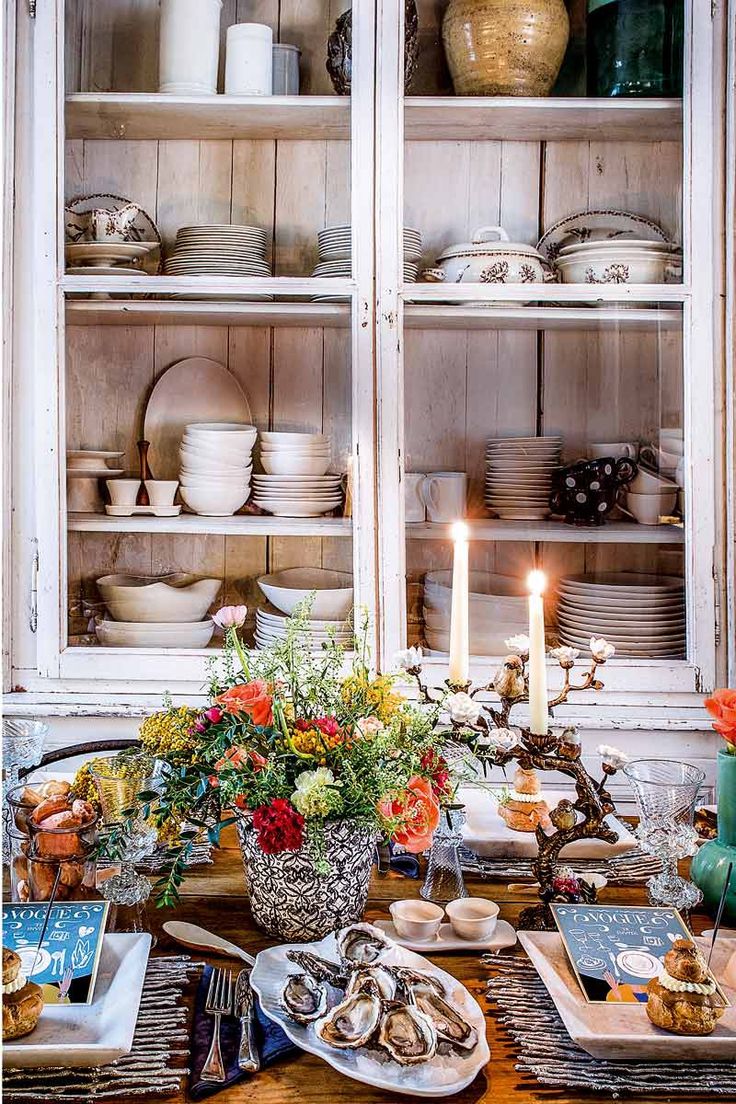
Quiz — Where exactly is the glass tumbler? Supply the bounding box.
[624,758,705,910]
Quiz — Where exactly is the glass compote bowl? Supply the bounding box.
[624,758,705,910]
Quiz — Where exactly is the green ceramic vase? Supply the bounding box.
[691,748,736,923]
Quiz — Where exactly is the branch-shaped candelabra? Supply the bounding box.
[404,638,626,930]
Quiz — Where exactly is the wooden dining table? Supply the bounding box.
[140,830,726,1104]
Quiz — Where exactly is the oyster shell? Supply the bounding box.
[286,949,348,989]
[345,965,398,1001]
[315,990,382,1050]
[378,1001,437,1065]
[410,986,478,1052]
[281,972,327,1024]
[336,923,391,966]
[390,965,446,1002]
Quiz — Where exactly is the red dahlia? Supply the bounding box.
[252,798,305,854]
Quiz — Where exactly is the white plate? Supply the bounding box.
[251,924,490,1097]
[96,619,214,647]
[67,450,125,464]
[374,919,517,954]
[65,242,157,263]
[67,468,124,480]
[559,572,683,593]
[144,358,252,480]
[486,509,551,519]
[66,265,145,275]
[3,933,151,1069]
[519,932,736,1061]
[536,210,669,261]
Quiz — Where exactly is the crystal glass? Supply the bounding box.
[90,753,158,863]
[624,758,705,910]
[99,863,157,946]
[420,805,468,903]
[2,719,47,803]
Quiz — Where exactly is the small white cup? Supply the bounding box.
[389,899,444,942]
[623,489,678,524]
[421,472,466,523]
[225,23,273,95]
[106,478,140,506]
[445,897,499,941]
[145,479,179,507]
[405,473,426,523]
[588,441,638,460]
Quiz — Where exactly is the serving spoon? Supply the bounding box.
[163,920,256,966]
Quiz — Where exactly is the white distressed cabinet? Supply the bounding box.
[2,0,733,765]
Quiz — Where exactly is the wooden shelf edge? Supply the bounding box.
[406,520,684,544]
[67,513,353,537]
[65,300,352,327]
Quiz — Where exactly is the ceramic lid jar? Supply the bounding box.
[424,227,554,287]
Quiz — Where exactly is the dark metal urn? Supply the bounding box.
[326,2,419,96]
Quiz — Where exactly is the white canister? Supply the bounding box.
[159,0,222,95]
[225,23,273,96]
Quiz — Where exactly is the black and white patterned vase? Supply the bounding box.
[236,817,378,941]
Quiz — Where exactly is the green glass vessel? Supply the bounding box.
[587,0,683,98]
[691,749,736,924]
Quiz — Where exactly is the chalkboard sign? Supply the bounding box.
[551,903,694,1004]
[2,901,110,1005]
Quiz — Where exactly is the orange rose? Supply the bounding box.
[215,680,273,727]
[705,688,736,749]
[213,746,267,772]
[378,775,441,854]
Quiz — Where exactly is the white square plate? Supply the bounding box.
[3,933,151,1069]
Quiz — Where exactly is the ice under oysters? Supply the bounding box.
[280,923,478,1067]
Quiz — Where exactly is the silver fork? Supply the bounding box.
[200,967,233,1083]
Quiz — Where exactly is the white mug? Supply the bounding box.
[588,441,637,460]
[421,472,466,522]
[405,473,426,523]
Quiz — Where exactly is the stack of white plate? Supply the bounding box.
[95,618,215,649]
[556,572,686,658]
[252,474,343,517]
[179,422,257,517]
[254,607,353,650]
[423,570,527,655]
[165,224,272,301]
[312,225,422,301]
[485,436,562,520]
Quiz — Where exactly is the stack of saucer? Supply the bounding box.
[178,423,256,517]
[311,225,422,301]
[165,224,272,300]
[485,436,562,520]
[252,474,344,517]
[254,607,353,650]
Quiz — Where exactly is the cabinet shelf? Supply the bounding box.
[67,514,352,538]
[403,283,688,304]
[65,94,682,145]
[406,520,684,544]
[404,305,682,331]
[66,94,351,141]
[62,275,353,297]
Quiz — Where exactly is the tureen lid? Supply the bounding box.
[436,226,545,263]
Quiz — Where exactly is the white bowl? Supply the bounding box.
[445,898,499,941]
[556,247,681,285]
[180,440,254,462]
[179,484,249,516]
[261,455,332,476]
[180,472,252,487]
[184,422,257,435]
[260,432,329,448]
[97,573,221,623]
[257,568,353,618]
[389,900,444,942]
[95,618,215,648]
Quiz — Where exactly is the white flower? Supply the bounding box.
[212,604,248,630]
[597,744,629,770]
[355,715,385,738]
[490,727,519,751]
[504,634,530,657]
[590,637,615,662]
[394,646,423,671]
[446,691,481,726]
[550,645,580,668]
[291,767,342,818]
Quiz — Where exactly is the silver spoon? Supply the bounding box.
[163,920,256,966]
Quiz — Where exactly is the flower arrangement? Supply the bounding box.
[130,603,456,907]
[705,688,736,754]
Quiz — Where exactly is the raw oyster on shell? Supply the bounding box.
[281,972,328,1024]
[378,1000,437,1065]
[336,923,391,966]
[345,965,398,1001]
[314,990,382,1050]
[286,949,349,989]
[409,986,478,1052]
[389,965,446,1002]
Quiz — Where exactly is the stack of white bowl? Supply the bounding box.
[253,432,343,517]
[95,573,220,649]
[556,572,685,658]
[423,570,527,655]
[255,607,353,650]
[555,239,682,285]
[485,436,562,520]
[311,225,422,301]
[179,423,256,517]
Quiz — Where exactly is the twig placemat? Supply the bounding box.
[460,845,663,884]
[3,956,198,1101]
[486,958,736,1096]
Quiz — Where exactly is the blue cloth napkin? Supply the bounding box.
[189,965,299,1099]
[374,841,421,879]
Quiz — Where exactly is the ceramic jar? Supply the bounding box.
[691,749,736,924]
[225,23,273,96]
[442,0,570,97]
[159,0,222,95]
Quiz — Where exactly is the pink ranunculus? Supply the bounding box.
[212,605,248,630]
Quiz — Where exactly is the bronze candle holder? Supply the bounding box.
[405,640,625,930]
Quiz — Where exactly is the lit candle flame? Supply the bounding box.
[527,569,546,597]
[451,520,469,542]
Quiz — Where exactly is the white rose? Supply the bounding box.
[504,634,530,657]
[550,645,580,668]
[446,691,481,726]
[490,728,518,751]
[394,646,423,671]
[590,637,616,662]
[597,743,629,770]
